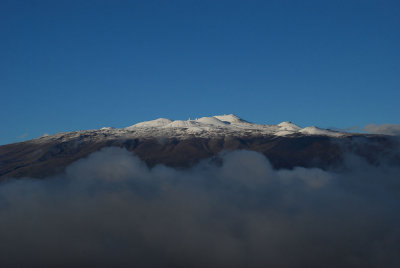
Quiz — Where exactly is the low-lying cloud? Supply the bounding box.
[365,123,400,136]
[0,147,400,267]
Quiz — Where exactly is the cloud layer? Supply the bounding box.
[365,123,400,136]
[0,147,400,267]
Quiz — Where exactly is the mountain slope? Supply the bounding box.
[0,114,398,180]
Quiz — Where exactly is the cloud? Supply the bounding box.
[365,123,400,136]
[0,147,400,267]
[327,126,360,133]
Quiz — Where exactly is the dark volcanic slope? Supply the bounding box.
[1,132,398,180]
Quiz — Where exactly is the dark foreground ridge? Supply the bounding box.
[1,131,398,180]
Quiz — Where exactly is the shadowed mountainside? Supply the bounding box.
[1,133,398,180]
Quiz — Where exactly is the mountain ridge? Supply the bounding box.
[29,114,352,146]
[0,114,398,180]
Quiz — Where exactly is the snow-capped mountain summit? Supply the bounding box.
[124,114,346,138]
[126,118,173,129]
[277,121,301,131]
[213,114,247,124]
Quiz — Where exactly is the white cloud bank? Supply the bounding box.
[0,147,400,267]
[365,123,400,136]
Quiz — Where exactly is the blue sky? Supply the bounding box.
[1,0,399,145]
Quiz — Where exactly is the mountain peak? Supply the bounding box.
[120,114,347,138]
[213,114,246,124]
[278,121,301,131]
[126,118,172,130]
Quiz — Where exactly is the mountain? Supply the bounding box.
[0,114,398,180]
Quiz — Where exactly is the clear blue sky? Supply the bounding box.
[1,0,399,145]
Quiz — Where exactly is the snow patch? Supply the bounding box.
[275,130,296,136]
[278,122,301,131]
[164,120,201,128]
[195,117,229,127]
[127,118,173,129]
[213,114,246,124]
[299,127,342,137]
